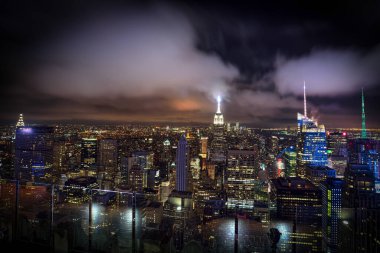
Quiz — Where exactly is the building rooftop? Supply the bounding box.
[271,177,318,191]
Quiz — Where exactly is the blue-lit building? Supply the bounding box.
[176,135,188,192]
[296,113,328,177]
[15,126,54,180]
[320,178,343,253]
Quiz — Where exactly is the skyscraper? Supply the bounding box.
[81,138,97,174]
[210,96,226,162]
[226,149,256,211]
[15,126,54,180]
[296,83,328,177]
[283,146,297,177]
[16,113,25,127]
[176,135,188,192]
[320,178,343,253]
[348,90,380,180]
[213,95,224,125]
[98,138,118,175]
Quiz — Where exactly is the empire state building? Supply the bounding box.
[214,96,224,125]
[210,96,226,162]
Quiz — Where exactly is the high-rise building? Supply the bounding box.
[347,89,380,180]
[344,164,376,208]
[226,149,255,211]
[283,146,297,177]
[176,135,188,192]
[81,138,97,174]
[327,131,348,157]
[305,165,336,187]
[270,177,322,222]
[210,96,226,162]
[128,164,144,192]
[348,138,380,180]
[15,126,54,180]
[128,151,154,171]
[98,138,118,175]
[296,84,328,177]
[341,163,379,253]
[16,113,25,127]
[320,178,343,253]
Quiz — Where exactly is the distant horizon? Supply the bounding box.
[3,117,380,131]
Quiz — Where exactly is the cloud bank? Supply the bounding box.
[33,6,238,100]
[273,46,380,96]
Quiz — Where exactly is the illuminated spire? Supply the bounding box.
[303,81,307,118]
[214,95,224,125]
[16,113,25,127]
[217,95,221,113]
[361,88,367,138]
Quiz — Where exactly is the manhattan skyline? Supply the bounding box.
[1,1,380,128]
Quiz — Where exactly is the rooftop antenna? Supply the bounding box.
[303,81,307,118]
[361,88,367,138]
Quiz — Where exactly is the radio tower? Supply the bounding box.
[361,88,367,138]
[303,81,307,118]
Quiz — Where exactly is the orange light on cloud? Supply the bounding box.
[172,99,201,111]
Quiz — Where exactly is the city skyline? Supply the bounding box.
[1,1,380,128]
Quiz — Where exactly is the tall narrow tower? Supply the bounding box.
[214,95,224,125]
[361,88,367,138]
[304,81,307,118]
[176,135,188,192]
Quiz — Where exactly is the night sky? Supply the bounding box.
[1,0,380,128]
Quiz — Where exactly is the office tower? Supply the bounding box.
[210,96,226,162]
[98,138,118,175]
[161,139,172,163]
[0,138,13,178]
[320,178,343,253]
[199,137,208,159]
[143,201,163,230]
[274,157,285,178]
[176,135,188,192]
[226,149,255,211]
[64,176,99,203]
[305,165,336,187]
[296,83,328,177]
[327,131,348,157]
[344,164,376,208]
[327,131,348,178]
[269,136,279,155]
[270,177,322,222]
[16,113,25,127]
[119,156,129,185]
[348,139,380,180]
[129,151,154,170]
[80,138,97,174]
[348,89,380,179]
[283,146,297,177]
[128,164,144,192]
[341,164,379,253]
[15,126,54,180]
